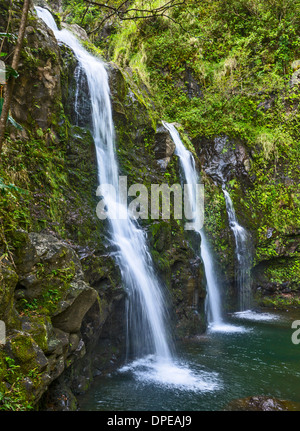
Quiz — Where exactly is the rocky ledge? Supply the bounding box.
[0,230,126,409]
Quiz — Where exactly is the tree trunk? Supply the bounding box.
[0,0,31,153]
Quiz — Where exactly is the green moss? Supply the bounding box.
[266,259,300,286]
[0,350,41,411]
[9,334,36,364]
[258,294,300,309]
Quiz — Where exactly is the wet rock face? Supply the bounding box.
[170,66,203,100]
[12,231,97,351]
[14,231,84,302]
[11,12,61,129]
[153,125,176,169]
[61,47,92,129]
[193,135,251,184]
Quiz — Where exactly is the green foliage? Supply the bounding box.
[5,65,19,79]
[100,0,300,141]
[267,260,300,285]
[62,0,99,29]
[17,261,76,316]
[0,354,39,411]
[259,294,300,309]
[0,124,73,246]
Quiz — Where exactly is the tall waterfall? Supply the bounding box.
[35,7,172,361]
[162,122,224,329]
[222,186,252,311]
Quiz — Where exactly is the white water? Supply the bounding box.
[36,9,227,392]
[119,355,220,392]
[35,6,171,361]
[232,310,280,322]
[162,122,245,333]
[222,186,252,311]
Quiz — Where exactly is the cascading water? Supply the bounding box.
[31,9,296,413]
[222,186,252,311]
[35,7,223,391]
[163,122,246,333]
[162,122,223,328]
[35,6,171,361]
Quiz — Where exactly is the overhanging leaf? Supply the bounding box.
[5,65,19,79]
[0,97,23,130]
[0,32,17,42]
[8,114,22,130]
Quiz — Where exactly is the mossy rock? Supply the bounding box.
[20,315,52,353]
[5,331,48,374]
[0,263,19,328]
[51,281,98,333]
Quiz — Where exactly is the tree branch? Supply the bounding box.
[0,0,30,153]
[123,0,186,16]
[85,0,188,35]
[0,0,13,55]
[82,0,120,12]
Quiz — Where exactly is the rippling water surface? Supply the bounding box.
[78,310,300,411]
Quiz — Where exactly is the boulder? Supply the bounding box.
[61,23,90,43]
[51,281,98,333]
[12,231,99,332]
[224,395,300,411]
[14,231,82,302]
[20,315,52,353]
[5,330,49,374]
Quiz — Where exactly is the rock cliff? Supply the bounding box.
[0,0,205,410]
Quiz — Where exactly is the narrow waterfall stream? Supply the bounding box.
[222,186,252,311]
[161,122,222,327]
[35,7,220,392]
[162,122,245,333]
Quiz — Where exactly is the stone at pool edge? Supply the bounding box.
[223,395,300,411]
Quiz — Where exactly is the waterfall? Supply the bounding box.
[163,123,247,334]
[35,7,172,361]
[222,186,252,311]
[162,122,224,328]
